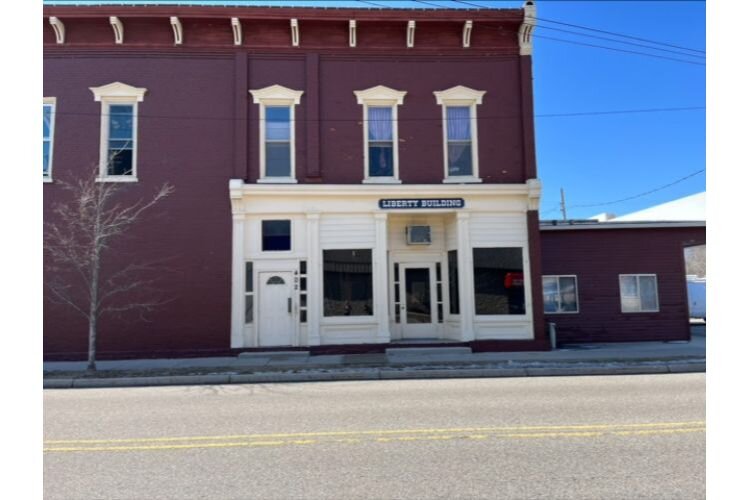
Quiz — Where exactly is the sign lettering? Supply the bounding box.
[378,198,465,210]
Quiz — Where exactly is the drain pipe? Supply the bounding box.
[548,322,557,350]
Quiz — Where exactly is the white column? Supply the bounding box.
[456,213,475,341]
[374,213,390,342]
[230,213,246,348]
[306,213,322,346]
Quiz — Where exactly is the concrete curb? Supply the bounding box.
[43,359,705,389]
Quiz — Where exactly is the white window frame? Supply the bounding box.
[619,274,660,313]
[542,275,580,314]
[353,85,407,184]
[261,219,293,253]
[43,97,56,182]
[434,85,486,184]
[90,82,147,182]
[249,85,304,184]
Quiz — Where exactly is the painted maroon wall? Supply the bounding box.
[540,226,706,343]
[43,7,535,359]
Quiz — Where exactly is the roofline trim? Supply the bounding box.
[540,221,706,231]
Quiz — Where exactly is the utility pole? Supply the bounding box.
[560,188,568,221]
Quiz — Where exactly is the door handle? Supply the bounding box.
[288,298,292,314]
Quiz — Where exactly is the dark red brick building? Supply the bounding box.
[43,1,704,360]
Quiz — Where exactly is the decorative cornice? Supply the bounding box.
[433,85,486,105]
[354,85,407,105]
[249,84,304,105]
[518,1,537,56]
[89,81,147,101]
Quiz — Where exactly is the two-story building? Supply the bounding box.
[43,1,704,360]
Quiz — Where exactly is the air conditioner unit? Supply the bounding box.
[406,225,431,245]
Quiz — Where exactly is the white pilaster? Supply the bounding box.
[229,180,246,348]
[456,213,475,341]
[306,213,322,345]
[374,213,391,342]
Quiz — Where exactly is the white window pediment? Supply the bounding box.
[354,85,407,106]
[90,81,147,102]
[434,85,486,106]
[249,85,304,106]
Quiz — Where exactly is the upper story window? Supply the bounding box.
[354,85,406,183]
[620,274,659,313]
[90,82,147,182]
[43,97,56,182]
[249,85,304,183]
[543,275,579,314]
[434,86,486,183]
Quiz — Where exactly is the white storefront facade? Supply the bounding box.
[229,180,541,348]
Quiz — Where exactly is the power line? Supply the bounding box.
[532,15,706,55]
[469,23,705,67]
[49,106,705,123]
[529,33,705,67]
[448,1,706,55]
[565,169,705,210]
[532,24,704,60]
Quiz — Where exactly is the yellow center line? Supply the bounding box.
[43,426,705,454]
[44,420,706,445]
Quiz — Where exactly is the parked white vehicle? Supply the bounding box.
[686,276,706,321]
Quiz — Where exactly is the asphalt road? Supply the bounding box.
[44,373,705,500]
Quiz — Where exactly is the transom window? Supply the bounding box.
[619,274,659,313]
[43,98,56,181]
[262,220,291,252]
[543,275,579,313]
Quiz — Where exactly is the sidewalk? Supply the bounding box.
[44,326,705,388]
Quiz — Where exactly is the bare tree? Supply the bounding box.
[44,168,174,371]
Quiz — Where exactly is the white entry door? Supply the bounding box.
[258,271,296,347]
[399,263,438,339]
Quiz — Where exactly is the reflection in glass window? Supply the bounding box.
[620,274,659,312]
[543,276,579,313]
[107,104,135,176]
[265,106,292,177]
[367,107,394,177]
[448,250,460,315]
[43,103,55,177]
[323,249,373,317]
[473,247,525,315]
[446,106,472,177]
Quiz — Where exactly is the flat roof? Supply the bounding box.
[540,220,706,231]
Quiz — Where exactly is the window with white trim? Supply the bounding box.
[543,275,579,313]
[434,85,486,183]
[354,86,406,183]
[43,98,56,181]
[90,82,147,182]
[619,274,659,313]
[249,85,304,183]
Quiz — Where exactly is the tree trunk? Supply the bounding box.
[87,316,97,372]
